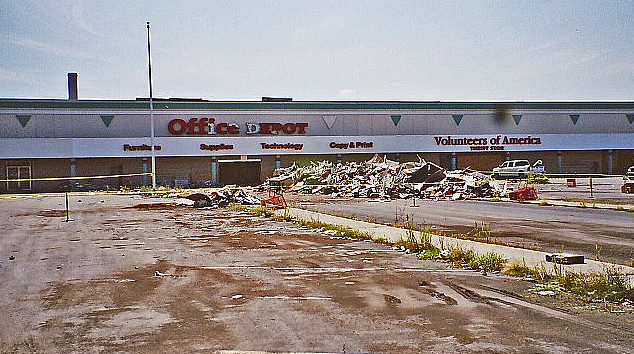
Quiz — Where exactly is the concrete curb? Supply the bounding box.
[533,199,634,210]
[472,197,634,211]
[282,207,634,279]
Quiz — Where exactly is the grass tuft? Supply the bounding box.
[504,263,634,303]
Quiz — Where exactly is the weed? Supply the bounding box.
[394,232,422,253]
[560,267,634,302]
[443,247,476,267]
[504,263,556,282]
[374,237,391,245]
[468,222,491,243]
[440,247,505,272]
[539,200,550,206]
[365,215,378,223]
[472,252,506,272]
[271,209,294,222]
[226,203,249,212]
[226,203,277,218]
[527,172,549,184]
[593,244,603,261]
[139,186,155,193]
[294,218,373,241]
[503,263,634,303]
[418,223,436,235]
[419,247,440,260]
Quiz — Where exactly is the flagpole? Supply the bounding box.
[146,21,156,188]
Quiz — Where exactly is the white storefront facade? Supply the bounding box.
[1,99,633,192]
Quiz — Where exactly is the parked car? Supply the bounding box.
[627,165,634,180]
[492,160,545,179]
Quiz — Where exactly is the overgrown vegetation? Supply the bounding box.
[504,262,634,304]
[390,223,506,272]
[294,217,373,241]
[527,172,549,184]
[227,203,295,221]
[468,222,492,243]
[435,247,505,272]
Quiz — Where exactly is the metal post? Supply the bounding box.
[275,155,281,169]
[146,21,156,189]
[65,192,70,222]
[69,158,76,191]
[211,156,218,185]
[142,157,149,186]
[589,176,593,198]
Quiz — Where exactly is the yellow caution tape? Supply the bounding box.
[0,172,153,183]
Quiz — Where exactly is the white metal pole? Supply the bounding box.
[146,21,156,188]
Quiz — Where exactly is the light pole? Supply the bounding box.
[146,21,156,188]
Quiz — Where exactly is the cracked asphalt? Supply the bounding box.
[1,193,633,353]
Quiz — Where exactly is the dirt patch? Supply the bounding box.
[36,209,67,217]
[129,203,184,210]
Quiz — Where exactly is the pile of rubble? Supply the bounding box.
[183,186,261,208]
[267,155,506,200]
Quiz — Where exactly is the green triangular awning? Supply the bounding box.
[322,115,337,129]
[452,114,463,126]
[512,114,522,125]
[627,114,634,124]
[100,115,115,127]
[570,114,580,125]
[390,115,402,126]
[16,115,31,127]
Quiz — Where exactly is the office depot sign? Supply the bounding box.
[168,118,308,135]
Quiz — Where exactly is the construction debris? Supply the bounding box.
[508,186,538,201]
[261,194,287,209]
[184,186,261,208]
[177,155,533,207]
[267,155,508,201]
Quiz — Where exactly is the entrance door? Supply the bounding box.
[218,160,261,186]
[6,165,32,191]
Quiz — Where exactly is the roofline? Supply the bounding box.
[1,99,634,111]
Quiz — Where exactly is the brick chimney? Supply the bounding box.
[68,73,78,100]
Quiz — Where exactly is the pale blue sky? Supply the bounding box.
[1,0,633,101]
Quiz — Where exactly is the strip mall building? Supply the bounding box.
[1,76,633,192]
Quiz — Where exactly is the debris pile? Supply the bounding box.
[421,169,502,200]
[184,186,261,207]
[268,155,506,200]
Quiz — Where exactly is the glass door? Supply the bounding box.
[6,165,32,191]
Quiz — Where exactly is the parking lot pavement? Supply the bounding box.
[283,207,634,278]
[289,183,634,266]
[1,194,633,353]
[535,177,634,204]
